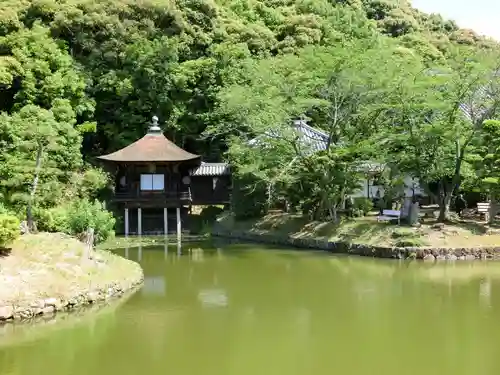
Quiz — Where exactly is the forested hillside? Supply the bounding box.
[0,0,499,234]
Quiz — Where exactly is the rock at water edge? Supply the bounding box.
[0,306,13,320]
[423,254,436,262]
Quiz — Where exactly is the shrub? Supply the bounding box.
[34,199,115,243]
[0,214,20,248]
[231,176,267,220]
[0,203,9,215]
[66,200,115,243]
[0,202,16,216]
[66,168,110,201]
[199,206,224,222]
[190,206,225,234]
[35,206,70,233]
[391,228,416,239]
[353,198,374,216]
[395,238,424,247]
[391,228,424,247]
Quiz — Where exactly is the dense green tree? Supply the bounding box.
[382,50,500,221]
[0,104,82,214]
[470,120,500,223]
[287,147,364,221]
[2,0,493,158]
[0,0,498,228]
[0,21,94,217]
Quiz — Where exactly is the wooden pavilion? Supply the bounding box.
[97,116,231,238]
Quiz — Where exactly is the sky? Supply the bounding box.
[411,0,500,40]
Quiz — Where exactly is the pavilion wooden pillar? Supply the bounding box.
[138,207,142,236]
[124,208,129,237]
[164,207,168,236]
[176,207,181,242]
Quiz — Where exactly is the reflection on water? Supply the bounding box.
[480,279,492,307]
[198,289,228,307]
[0,293,132,349]
[2,241,500,375]
[143,277,166,296]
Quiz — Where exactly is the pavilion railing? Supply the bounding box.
[114,190,191,201]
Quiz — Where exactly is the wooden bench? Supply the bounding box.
[420,207,435,219]
[477,202,490,213]
[477,202,491,221]
[377,209,401,225]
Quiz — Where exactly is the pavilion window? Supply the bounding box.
[140,174,165,191]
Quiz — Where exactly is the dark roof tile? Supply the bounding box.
[98,118,200,163]
[190,162,231,176]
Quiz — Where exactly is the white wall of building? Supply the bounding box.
[351,175,426,199]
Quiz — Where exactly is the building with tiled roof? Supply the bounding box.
[98,116,231,236]
[98,122,200,163]
[249,118,425,202]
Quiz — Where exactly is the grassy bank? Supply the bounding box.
[216,212,500,248]
[0,233,143,321]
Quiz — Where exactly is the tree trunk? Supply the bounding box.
[440,141,468,222]
[409,201,420,225]
[83,227,95,260]
[329,205,337,223]
[438,193,452,222]
[489,196,497,225]
[27,144,43,232]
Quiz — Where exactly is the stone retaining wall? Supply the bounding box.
[0,253,144,323]
[212,228,500,261]
[0,280,143,322]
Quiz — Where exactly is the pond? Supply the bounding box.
[1,241,500,375]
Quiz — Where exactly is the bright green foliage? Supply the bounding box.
[36,199,115,243]
[0,202,14,216]
[0,18,95,215]
[221,41,413,220]
[231,175,268,220]
[390,228,423,247]
[471,120,500,195]
[0,0,495,160]
[34,205,69,233]
[0,103,83,208]
[227,41,500,222]
[0,214,20,248]
[0,0,498,227]
[0,24,93,114]
[287,148,363,220]
[63,168,110,203]
[66,200,115,243]
[353,198,374,216]
[379,50,500,220]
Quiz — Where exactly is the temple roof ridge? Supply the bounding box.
[98,116,200,163]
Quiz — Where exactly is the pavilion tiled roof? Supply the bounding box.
[293,120,329,153]
[190,162,231,176]
[98,117,200,163]
[248,119,329,155]
[459,85,495,123]
[249,119,382,172]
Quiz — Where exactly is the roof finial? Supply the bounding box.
[148,115,162,135]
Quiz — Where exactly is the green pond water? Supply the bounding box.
[1,241,500,375]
